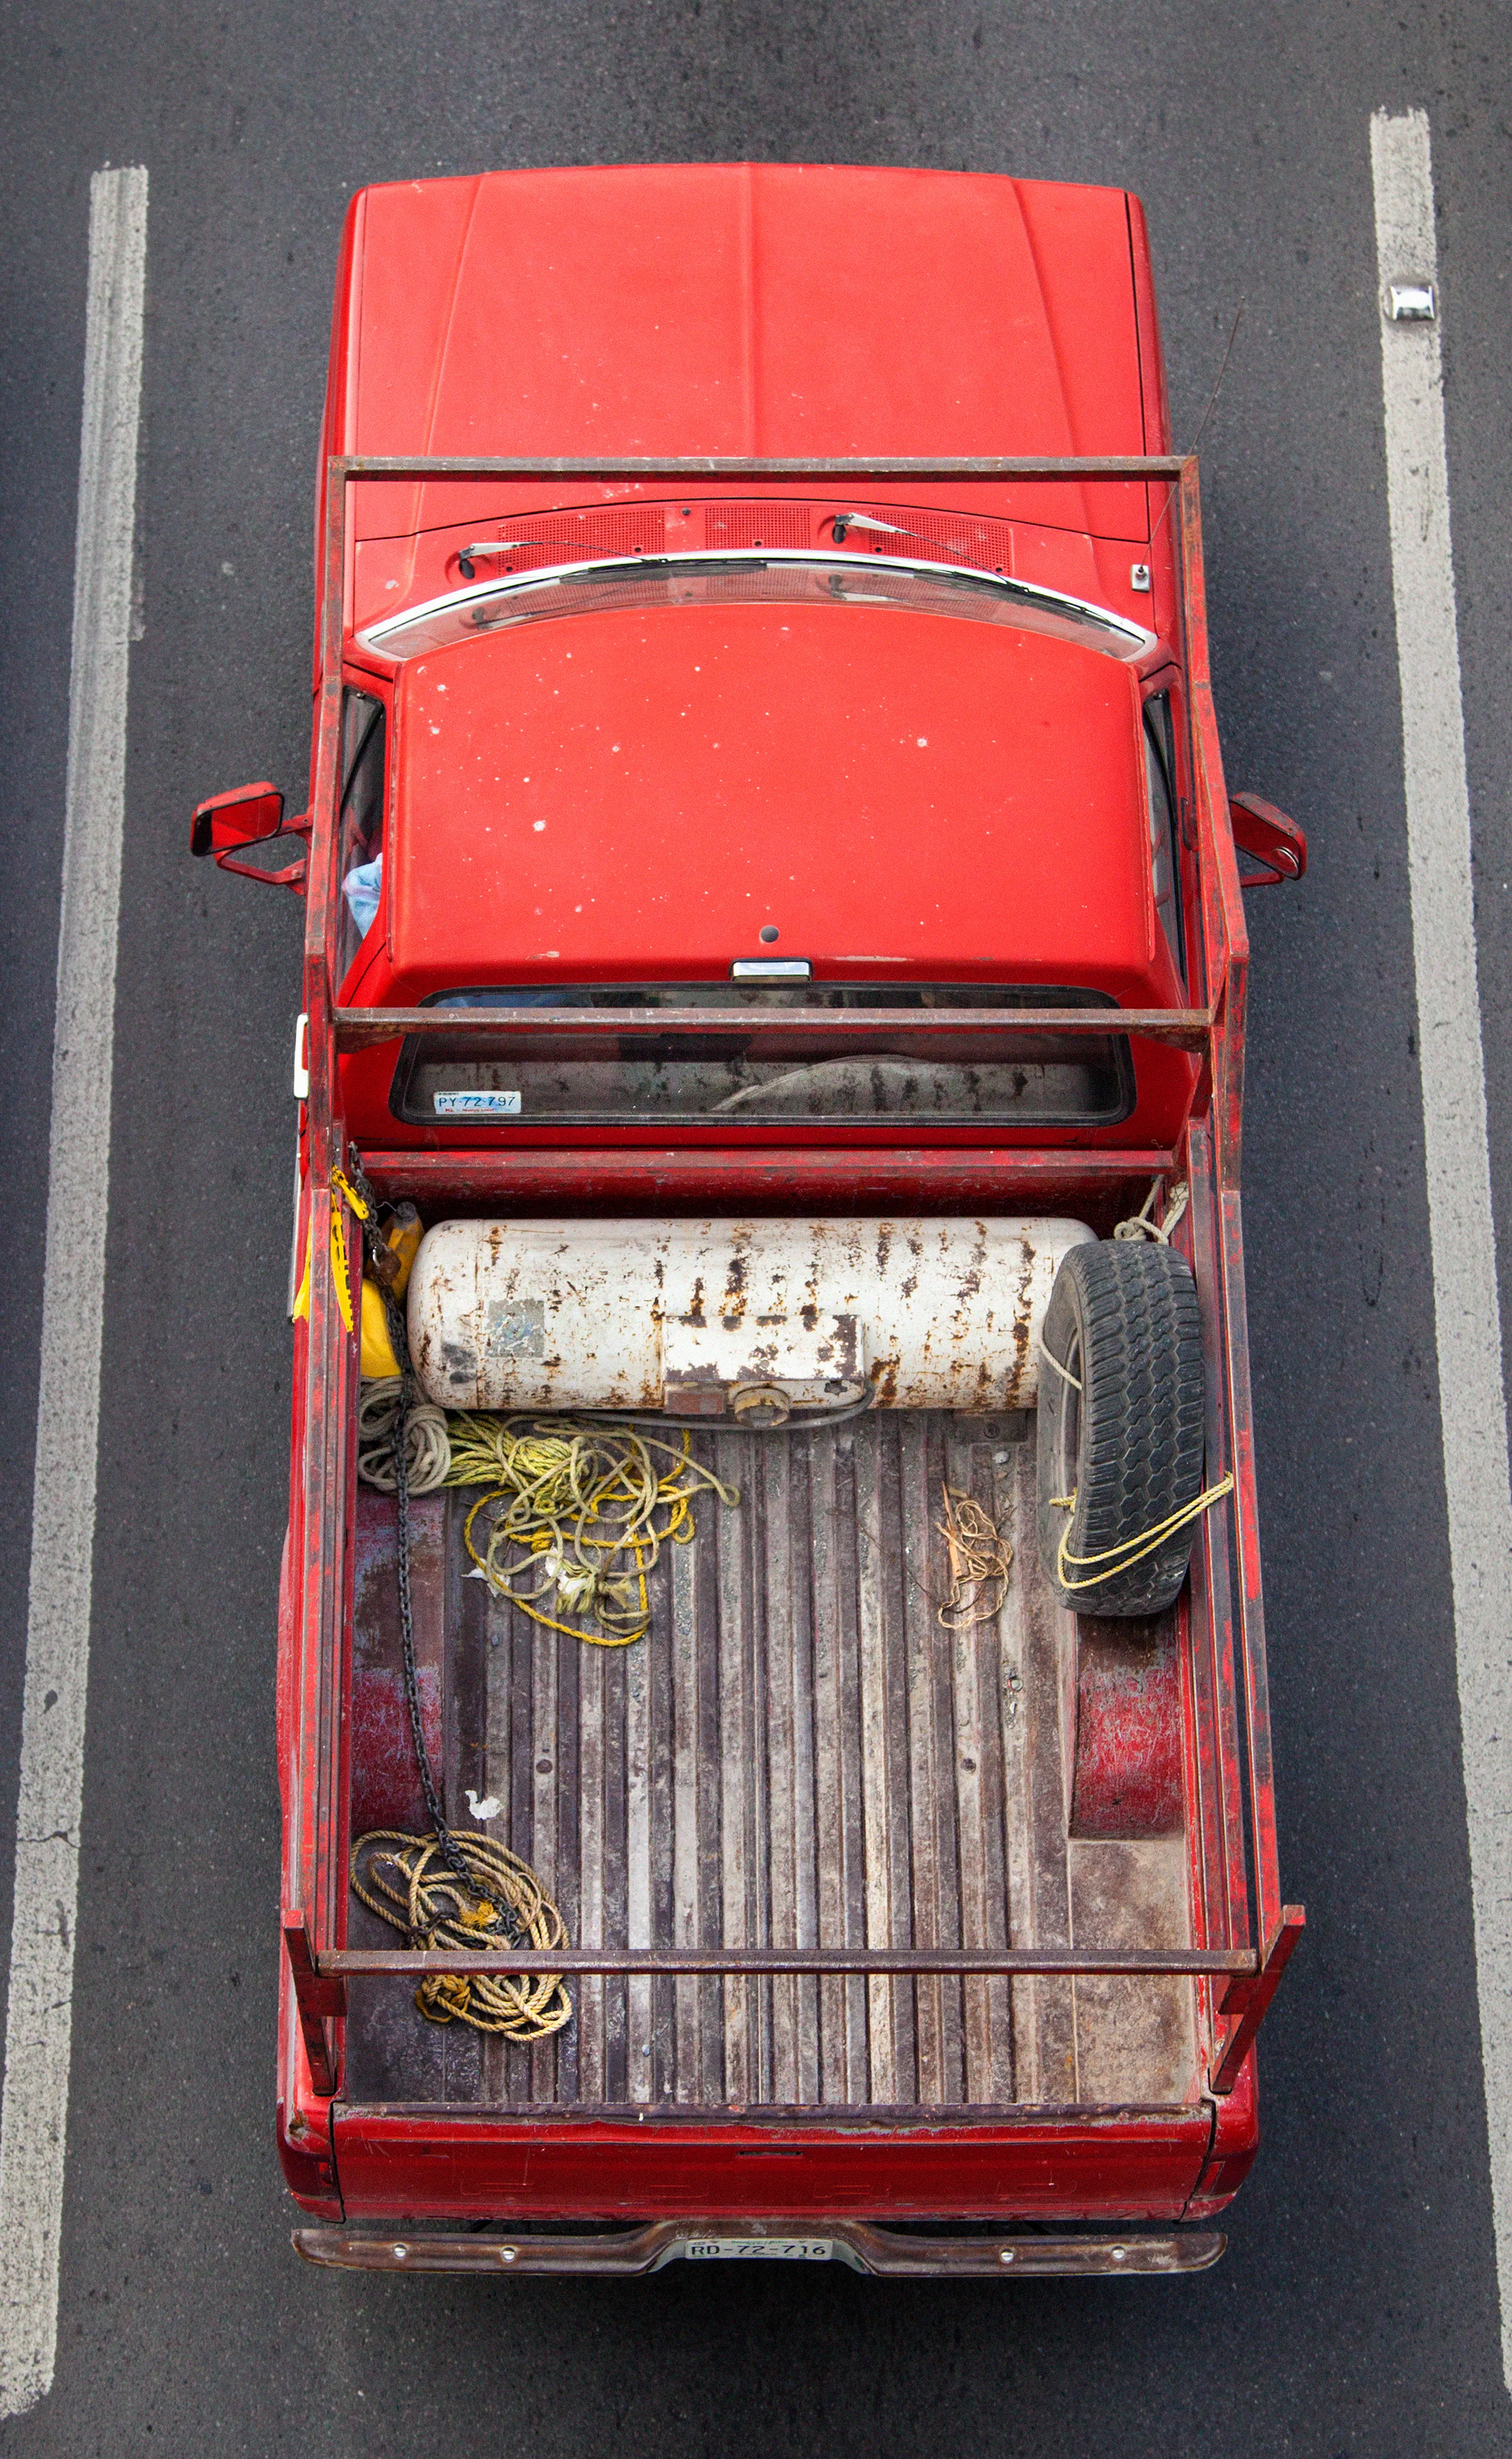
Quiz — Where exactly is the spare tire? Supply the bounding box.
[1036,1240,1207,1618]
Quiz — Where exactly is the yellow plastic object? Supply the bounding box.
[330,1208,355,1333]
[383,1204,422,1298]
[360,1279,401,1379]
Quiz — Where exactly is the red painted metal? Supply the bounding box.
[380,615,1171,994]
[189,780,283,856]
[1070,1617,1185,1839]
[358,1145,1174,1218]
[1229,793,1308,885]
[1213,1910,1305,2094]
[329,2104,1218,2224]
[1184,1119,1250,1960]
[247,168,1303,2242]
[282,1912,341,2097]
[331,164,1167,553]
[1184,2051,1260,2215]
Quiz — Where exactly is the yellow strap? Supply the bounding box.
[291,1220,311,1323]
[326,1166,369,1336]
[330,1165,370,1222]
[329,1203,354,1334]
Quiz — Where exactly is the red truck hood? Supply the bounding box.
[384,601,1164,993]
[335,164,1157,549]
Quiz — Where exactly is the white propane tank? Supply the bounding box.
[406,1217,1094,1417]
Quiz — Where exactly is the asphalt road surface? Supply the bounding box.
[2,4,1511,2451]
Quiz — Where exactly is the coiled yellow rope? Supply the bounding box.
[1049,1471,1235,1592]
[356,1379,450,1491]
[350,1828,572,2037]
[456,1420,740,1646]
[355,1392,741,1645]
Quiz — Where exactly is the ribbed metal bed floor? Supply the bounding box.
[344,1411,1195,2113]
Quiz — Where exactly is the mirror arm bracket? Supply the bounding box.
[213,844,308,892]
[1229,792,1308,887]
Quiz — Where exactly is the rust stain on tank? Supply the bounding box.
[719,1246,749,1325]
[1007,1233,1038,1404]
[899,1228,921,1304]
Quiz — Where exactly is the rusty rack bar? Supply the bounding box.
[358,1146,1179,1206]
[334,1004,1213,1052]
[343,453,1188,480]
[284,448,1296,2114]
[321,1943,1258,1979]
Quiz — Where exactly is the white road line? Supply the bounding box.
[1372,109,1512,2388]
[0,164,146,2422]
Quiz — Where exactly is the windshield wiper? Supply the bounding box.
[457,535,556,580]
[827,508,999,573]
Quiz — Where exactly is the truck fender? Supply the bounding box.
[1185,2052,1259,2217]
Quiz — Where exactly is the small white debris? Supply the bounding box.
[465,1789,502,1822]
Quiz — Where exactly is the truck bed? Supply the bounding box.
[343,1411,1197,2115]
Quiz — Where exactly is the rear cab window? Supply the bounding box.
[392,982,1134,1128]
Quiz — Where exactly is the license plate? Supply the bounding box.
[677,2237,834,2264]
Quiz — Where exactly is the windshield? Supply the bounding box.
[360,551,1156,663]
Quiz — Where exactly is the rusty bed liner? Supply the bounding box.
[343,1410,1198,2114]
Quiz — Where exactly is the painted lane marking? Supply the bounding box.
[1371,109,1512,2389]
[0,164,147,2421]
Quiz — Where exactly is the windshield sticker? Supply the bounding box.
[433,1089,521,1116]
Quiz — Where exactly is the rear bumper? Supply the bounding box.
[293,2220,1224,2278]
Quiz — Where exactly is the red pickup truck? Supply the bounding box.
[196,163,1304,2278]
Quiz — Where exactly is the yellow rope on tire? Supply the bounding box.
[350,1828,572,2038]
[1049,1471,1235,1593]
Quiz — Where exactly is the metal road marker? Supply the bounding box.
[0,163,146,2419]
[1372,108,1512,2388]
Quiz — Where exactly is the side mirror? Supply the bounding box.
[190,783,308,889]
[1229,792,1307,887]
